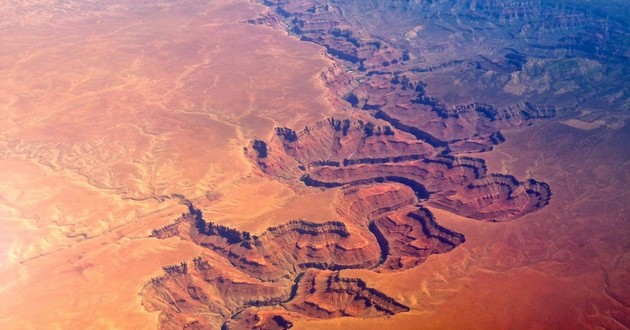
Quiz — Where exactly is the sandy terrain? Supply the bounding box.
[0,0,338,328]
[1,0,628,329]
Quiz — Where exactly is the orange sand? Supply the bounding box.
[1,0,628,329]
[0,0,338,328]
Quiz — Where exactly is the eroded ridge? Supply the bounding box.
[371,209,465,271]
[247,117,551,222]
[222,269,409,329]
[143,192,461,328]
[141,1,565,327]
[247,1,567,154]
[284,269,411,318]
[250,0,628,155]
[142,256,287,329]
[179,206,380,280]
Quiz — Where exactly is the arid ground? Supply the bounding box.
[0,0,628,329]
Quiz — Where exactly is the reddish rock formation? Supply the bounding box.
[142,197,461,328]
[284,269,410,318]
[140,0,584,327]
[145,107,550,327]
[250,118,550,222]
[224,308,296,330]
[142,256,287,329]
[192,217,379,281]
[245,117,433,183]
[332,183,418,225]
[372,208,465,271]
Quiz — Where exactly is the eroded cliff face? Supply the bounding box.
[248,117,550,222]
[143,196,457,328]
[284,269,410,318]
[135,0,614,327]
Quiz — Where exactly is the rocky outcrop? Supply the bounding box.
[428,175,552,221]
[222,268,412,329]
[142,255,289,330]
[371,208,466,271]
[250,0,627,154]
[151,221,182,240]
[223,308,296,330]
[250,114,550,221]
[144,256,287,315]
[245,117,435,182]
[145,158,549,325]
[332,183,418,226]
[138,0,627,327]
[142,197,462,328]
[285,269,410,318]
[251,140,269,159]
[272,117,431,164]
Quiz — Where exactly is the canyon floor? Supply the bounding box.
[0,0,628,329]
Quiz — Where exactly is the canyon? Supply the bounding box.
[0,0,628,329]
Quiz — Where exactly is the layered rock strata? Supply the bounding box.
[247,118,551,222]
[143,200,457,328]
[138,0,584,328]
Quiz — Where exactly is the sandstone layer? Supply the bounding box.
[138,0,626,328]
[1,0,628,329]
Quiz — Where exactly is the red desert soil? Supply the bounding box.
[1,0,629,329]
[0,0,340,328]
